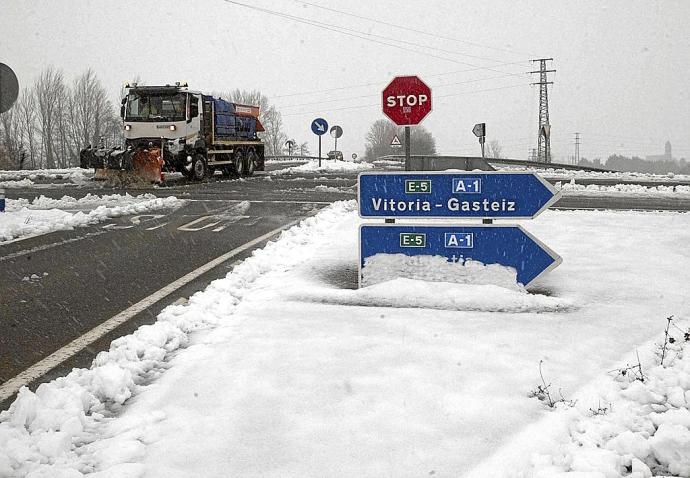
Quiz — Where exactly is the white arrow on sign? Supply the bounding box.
[316,121,326,133]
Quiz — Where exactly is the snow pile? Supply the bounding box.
[515,323,690,478]
[295,277,574,313]
[0,194,185,242]
[558,180,690,197]
[0,179,35,188]
[269,159,372,175]
[361,253,522,289]
[0,168,93,183]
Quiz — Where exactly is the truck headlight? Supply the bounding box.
[169,125,176,131]
[125,124,131,131]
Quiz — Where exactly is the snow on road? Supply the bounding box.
[1,202,689,477]
[0,193,185,243]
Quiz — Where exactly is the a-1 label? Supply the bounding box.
[444,232,474,248]
[399,233,426,247]
[405,179,431,193]
[452,178,481,194]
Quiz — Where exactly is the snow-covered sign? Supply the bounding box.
[359,224,562,286]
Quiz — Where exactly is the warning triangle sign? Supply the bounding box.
[390,135,402,147]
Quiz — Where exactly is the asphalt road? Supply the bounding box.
[1,163,689,409]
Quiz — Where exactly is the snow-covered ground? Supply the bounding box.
[0,194,185,243]
[268,159,373,175]
[1,201,688,477]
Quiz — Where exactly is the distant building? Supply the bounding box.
[646,141,673,162]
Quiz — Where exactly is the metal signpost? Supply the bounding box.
[311,117,328,167]
[330,125,343,154]
[382,76,432,171]
[285,139,296,157]
[0,63,19,114]
[473,123,486,158]
[357,171,562,287]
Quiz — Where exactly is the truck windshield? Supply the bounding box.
[126,92,186,122]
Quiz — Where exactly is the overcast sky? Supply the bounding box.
[1,0,688,161]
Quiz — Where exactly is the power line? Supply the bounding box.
[293,0,535,59]
[221,0,530,77]
[277,73,525,109]
[282,83,528,117]
[271,60,529,99]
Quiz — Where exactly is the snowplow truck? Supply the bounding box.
[80,83,265,182]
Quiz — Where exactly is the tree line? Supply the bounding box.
[0,68,293,170]
[579,154,690,174]
[0,67,119,170]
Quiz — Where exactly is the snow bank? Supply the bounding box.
[0,194,185,242]
[269,159,372,175]
[0,168,92,183]
[557,180,690,197]
[501,323,690,478]
[294,277,574,313]
[496,165,690,183]
[0,179,35,188]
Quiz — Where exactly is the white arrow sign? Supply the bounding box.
[316,121,326,132]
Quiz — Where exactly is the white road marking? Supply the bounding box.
[145,223,168,231]
[177,216,221,231]
[130,214,165,225]
[0,217,305,404]
[0,230,108,262]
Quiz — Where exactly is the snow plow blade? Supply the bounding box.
[80,146,164,184]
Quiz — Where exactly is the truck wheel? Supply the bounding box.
[233,149,245,176]
[245,149,256,176]
[191,154,208,180]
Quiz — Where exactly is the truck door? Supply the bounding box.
[186,94,202,142]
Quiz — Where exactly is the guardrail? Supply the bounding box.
[264,155,323,162]
[375,155,616,173]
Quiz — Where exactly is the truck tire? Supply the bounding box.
[191,153,208,181]
[245,149,256,176]
[233,149,245,176]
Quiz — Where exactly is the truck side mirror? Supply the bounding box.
[120,105,125,119]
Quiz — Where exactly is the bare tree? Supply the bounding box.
[488,140,504,159]
[16,87,38,169]
[299,141,310,156]
[34,66,66,168]
[364,119,436,161]
[224,89,288,156]
[0,106,21,169]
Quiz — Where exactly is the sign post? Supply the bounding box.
[285,139,296,157]
[472,123,486,159]
[382,76,432,171]
[330,125,343,155]
[311,118,329,167]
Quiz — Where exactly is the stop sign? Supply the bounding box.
[382,76,432,126]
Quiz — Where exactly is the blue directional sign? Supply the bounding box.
[358,172,560,219]
[360,224,562,286]
[311,118,329,136]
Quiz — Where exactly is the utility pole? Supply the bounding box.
[530,58,556,163]
[574,132,580,165]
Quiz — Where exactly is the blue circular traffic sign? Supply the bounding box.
[311,118,329,136]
